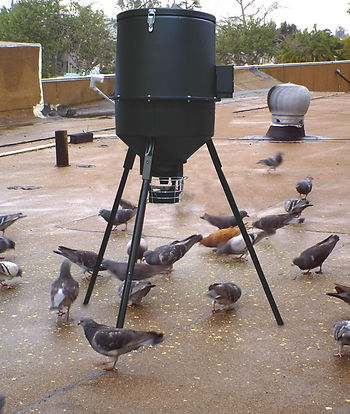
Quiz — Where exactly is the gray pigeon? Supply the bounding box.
[256,151,283,173]
[99,199,137,231]
[293,234,339,276]
[0,261,22,288]
[200,211,249,229]
[53,246,107,280]
[327,283,350,306]
[102,259,171,281]
[0,213,26,235]
[284,198,313,217]
[333,320,350,357]
[0,237,15,255]
[118,280,155,306]
[252,212,304,235]
[216,231,267,259]
[143,234,202,266]
[206,282,241,313]
[0,394,4,414]
[126,236,148,262]
[78,317,164,370]
[296,176,313,199]
[50,260,79,321]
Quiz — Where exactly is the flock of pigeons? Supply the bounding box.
[1,150,349,372]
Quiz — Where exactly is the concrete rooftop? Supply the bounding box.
[1,90,350,413]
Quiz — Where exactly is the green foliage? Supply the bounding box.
[0,0,116,77]
[342,37,350,60]
[275,26,344,63]
[216,17,278,65]
[117,0,161,10]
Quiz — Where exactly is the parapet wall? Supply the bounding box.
[0,42,43,120]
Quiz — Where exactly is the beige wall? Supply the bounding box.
[0,42,42,119]
[256,61,350,92]
[42,75,115,107]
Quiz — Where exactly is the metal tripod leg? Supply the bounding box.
[83,148,136,305]
[206,139,284,326]
[116,139,154,328]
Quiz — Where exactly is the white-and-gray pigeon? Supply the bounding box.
[200,211,249,229]
[78,317,164,370]
[215,231,267,259]
[53,246,107,280]
[102,259,171,281]
[333,320,350,357]
[143,234,202,266]
[50,260,79,321]
[0,213,26,235]
[293,234,339,276]
[206,282,241,313]
[256,151,283,173]
[126,236,148,262]
[99,199,137,231]
[0,261,22,288]
[118,280,155,306]
[284,198,313,217]
[296,176,313,199]
[0,237,15,256]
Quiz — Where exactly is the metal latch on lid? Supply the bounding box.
[147,9,156,32]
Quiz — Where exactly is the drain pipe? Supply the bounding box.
[335,68,350,85]
[89,75,114,104]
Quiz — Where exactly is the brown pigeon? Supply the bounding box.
[200,224,250,248]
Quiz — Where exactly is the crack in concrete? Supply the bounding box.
[12,371,104,414]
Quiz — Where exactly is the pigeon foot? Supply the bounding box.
[333,352,344,358]
[0,282,15,289]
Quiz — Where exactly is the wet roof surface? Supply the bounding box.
[1,91,350,413]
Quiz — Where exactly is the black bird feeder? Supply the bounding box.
[84,8,283,327]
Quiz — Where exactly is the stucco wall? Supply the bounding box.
[0,42,42,118]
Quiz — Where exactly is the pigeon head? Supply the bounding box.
[292,255,310,270]
[8,239,15,249]
[78,317,98,328]
[17,267,23,277]
[240,210,249,219]
[142,250,158,265]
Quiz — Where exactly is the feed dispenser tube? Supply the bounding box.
[84,7,283,327]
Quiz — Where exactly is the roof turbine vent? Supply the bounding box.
[266,83,311,141]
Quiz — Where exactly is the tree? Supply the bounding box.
[216,17,278,65]
[116,0,161,10]
[276,26,344,63]
[0,0,116,77]
[342,36,350,59]
[168,1,201,9]
[61,2,116,75]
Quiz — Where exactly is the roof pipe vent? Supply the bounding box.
[265,83,310,141]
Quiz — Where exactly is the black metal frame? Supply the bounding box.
[84,138,284,327]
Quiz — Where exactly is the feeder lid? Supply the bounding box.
[117,7,215,23]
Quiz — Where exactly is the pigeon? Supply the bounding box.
[252,212,304,235]
[53,246,107,280]
[118,280,155,306]
[296,177,313,199]
[200,211,249,229]
[143,234,202,266]
[0,237,15,256]
[284,198,313,217]
[126,236,148,262]
[327,283,350,306]
[200,224,250,248]
[0,213,26,235]
[292,234,339,276]
[215,231,267,260]
[50,260,79,321]
[102,259,172,281]
[256,151,283,173]
[206,282,241,312]
[78,317,164,370]
[0,394,4,414]
[0,261,22,288]
[333,320,350,357]
[99,199,137,231]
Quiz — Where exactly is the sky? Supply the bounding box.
[0,0,349,34]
